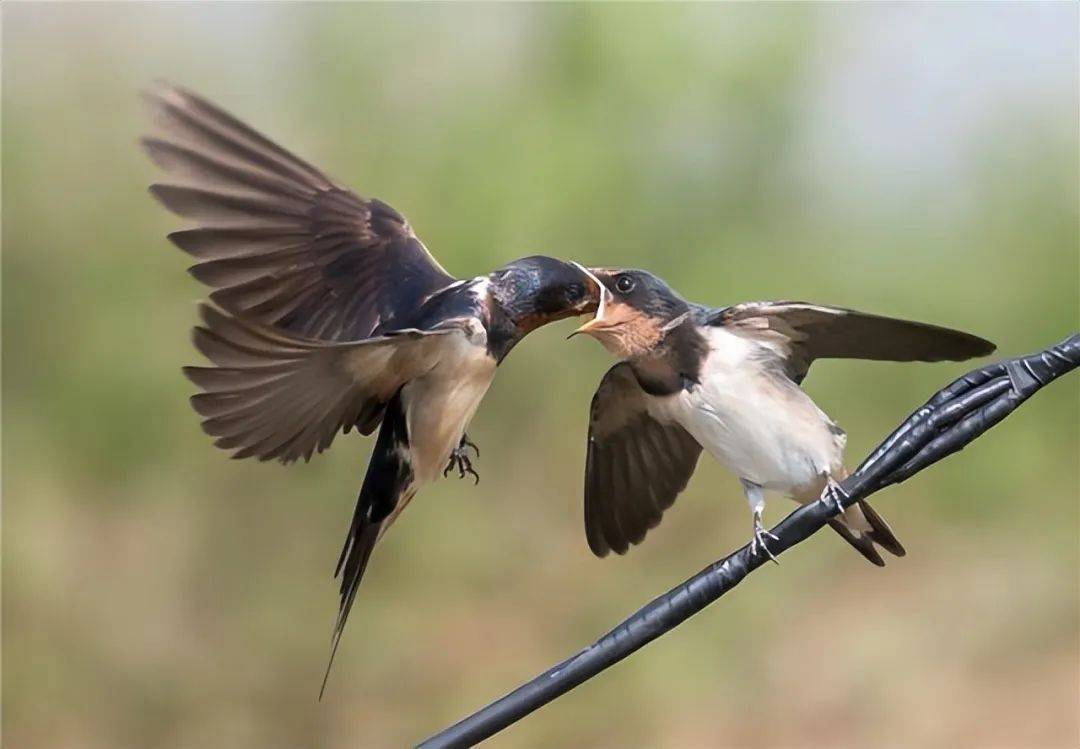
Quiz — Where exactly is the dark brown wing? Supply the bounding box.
[585,363,702,557]
[184,303,459,464]
[143,83,456,341]
[708,301,995,382]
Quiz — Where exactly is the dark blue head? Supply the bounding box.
[488,255,601,334]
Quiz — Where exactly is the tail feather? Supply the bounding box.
[857,499,906,557]
[319,390,413,700]
[828,499,904,566]
[320,519,380,700]
[828,518,886,566]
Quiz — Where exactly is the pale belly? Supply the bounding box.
[659,332,846,495]
[401,339,497,485]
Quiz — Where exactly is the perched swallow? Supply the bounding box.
[570,267,995,564]
[141,84,600,692]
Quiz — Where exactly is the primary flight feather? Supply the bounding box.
[143,84,601,693]
[571,267,995,563]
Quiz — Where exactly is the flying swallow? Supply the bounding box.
[141,84,600,692]
[570,267,995,564]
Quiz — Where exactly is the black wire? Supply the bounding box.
[417,334,1080,749]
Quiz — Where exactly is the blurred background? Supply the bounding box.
[4,3,1078,748]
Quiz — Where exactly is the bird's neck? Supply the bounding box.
[481,284,534,363]
[628,320,708,395]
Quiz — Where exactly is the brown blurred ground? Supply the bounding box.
[3,3,1078,748]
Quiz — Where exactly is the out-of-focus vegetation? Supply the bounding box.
[4,4,1077,748]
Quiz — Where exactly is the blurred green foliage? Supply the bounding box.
[4,4,1077,748]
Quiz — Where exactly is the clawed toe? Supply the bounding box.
[444,447,480,485]
[820,476,849,514]
[750,530,779,564]
[461,457,479,485]
[750,511,779,564]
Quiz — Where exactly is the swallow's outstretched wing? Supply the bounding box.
[184,303,458,464]
[143,83,455,341]
[584,363,702,557]
[706,302,996,383]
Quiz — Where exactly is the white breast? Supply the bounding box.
[660,327,845,494]
[401,326,497,485]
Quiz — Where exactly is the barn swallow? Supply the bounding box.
[141,84,600,693]
[570,267,995,564]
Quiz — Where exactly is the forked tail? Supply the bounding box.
[829,499,906,566]
[319,391,413,699]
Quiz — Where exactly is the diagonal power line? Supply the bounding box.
[418,333,1080,749]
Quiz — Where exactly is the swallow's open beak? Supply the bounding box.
[569,316,612,339]
[568,263,610,339]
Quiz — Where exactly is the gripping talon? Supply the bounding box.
[820,476,849,515]
[444,442,480,485]
[464,462,479,485]
[750,510,779,564]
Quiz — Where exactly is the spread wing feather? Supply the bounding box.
[707,301,995,382]
[585,363,702,557]
[143,83,456,341]
[184,304,457,464]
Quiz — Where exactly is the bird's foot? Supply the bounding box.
[820,476,849,515]
[750,509,779,564]
[460,436,480,459]
[444,444,479,484]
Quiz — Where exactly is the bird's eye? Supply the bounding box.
[565,283,585,301]
[615,275,635,294]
